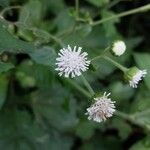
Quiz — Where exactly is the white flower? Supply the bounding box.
[129,69,147,88]
[85,92,116,123]
[124,67,147,88]
[112,41,126,56]
[55,45,90,78]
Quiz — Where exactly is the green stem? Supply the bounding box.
[106,0,120,9]
[66,78,149,130]
[115,110,132,120]
[115,110,150,131]
[75,0,79,19]
[91,4,150,26]
[91,47,110,61]
[91,55,103,62]
[81,75,95,96]
[16,23,64,47]
[75,0,88,24]
[0,16,64,47]
[0,5,21,17]
[132,109,150,118]
[102,56,128,72]
[66,79,91,98]
[57,4,150,38]
[9,20,64,47]
[48,33,64,47]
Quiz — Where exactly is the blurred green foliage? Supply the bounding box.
[0,0,150,149]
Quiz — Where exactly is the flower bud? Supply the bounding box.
[111,41,126,56]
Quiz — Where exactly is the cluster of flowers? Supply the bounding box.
[55,41,147,123]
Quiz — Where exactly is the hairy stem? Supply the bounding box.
[102,56,128,72]
[75,0,79,19]
[81,75,95,96]
[115,110,150,131]
[91,4,150,26]
[0,6,21,18]
[91,47,110,61]
[66,79,91,98]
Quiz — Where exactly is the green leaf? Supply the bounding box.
[31,83,78,131]
[0,21,36,53]
[19,0,42,26]
[134,53,150,89]
[0,0,10,7]
[75,120,97,140]
[130,136,150,150]
[55,9,75,32]
[29,46,56,68]
[130,88,150,113]
[0,110,43,150]
[39,0,65,15]
[36,105,78,131]
[0,62,14,73]
[16,60,54,88]
[110,81,134,102]
[0,75,9,109]
[0,109,73,150]
[132,110,150,129]
[31,28,51,44]
[87,58,116,82]
[77,24,92,37]
[101,10,119,38]
[80,134,121,150]
[111,118,132,139]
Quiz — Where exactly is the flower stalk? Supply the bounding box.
[81,75,95,96]
[75,0,79,19]
[91,4,150,26]
[102,56,128,72]
[90,47,110,61]
[66,79,91,98]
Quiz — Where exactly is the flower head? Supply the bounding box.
[111,41,126,56]
[55,45,90,78]
[85,92,116,123]
[124,67,147,88]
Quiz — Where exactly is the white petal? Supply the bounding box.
[55,45,90,78]
[85,92,116,123]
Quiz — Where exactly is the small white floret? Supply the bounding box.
[129,69,147,88]
[55,45,90,78]
[85,92,116,123]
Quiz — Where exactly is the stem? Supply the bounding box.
[0,19,64,47]
[115,110,150,131]
[48,33,64,47]
[102,56,128,72]
[15,22,64,47]
[115,110,132,120]
[75,0,79,19]
[91,4,150,26]
[0,6,21,18]
[106,0,120,9]
[57,4,150,37]
[91,46,110,61]
[57,25,82,38]
[81,75,95,96]
[66,77,149,130]
[91,55,103,62]
[66,79,91,98]
[132,109,150,118]
[75,0,89,24]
